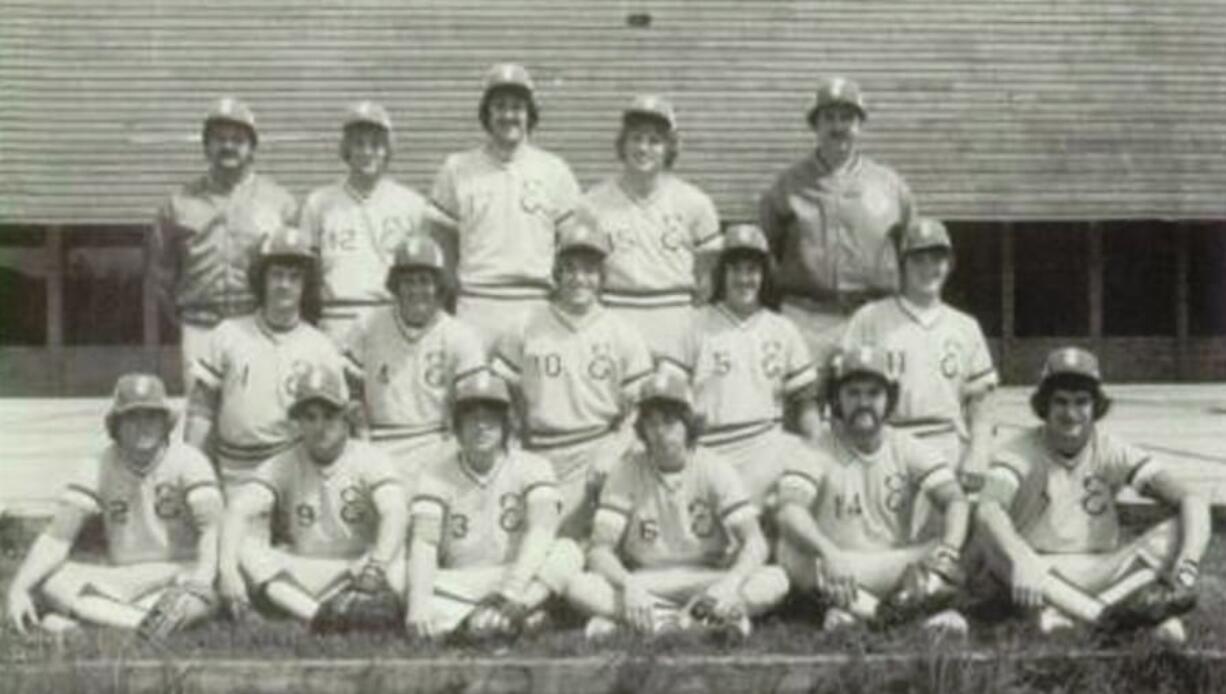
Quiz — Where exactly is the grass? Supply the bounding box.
[2,514,1226,693]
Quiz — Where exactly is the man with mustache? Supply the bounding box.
[775,345,972,634]
[299,101,431,343]
[151,97,298,390]
[759,78,915,398]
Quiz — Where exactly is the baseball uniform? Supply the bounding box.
[429,143,581,351]
[299,177,430,342]
[578,174,721,359]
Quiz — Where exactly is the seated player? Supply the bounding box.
[565,369,789,639]
[660,223,818,507]
[975,347,1210,644]
[218,364,407,630]
[405,371,582,641]
[843,217,997,487]
[775,346,971,634]
[5,374,222,635]
[343,234,485,486]
[492,222,653,538]
[185,224,345,494]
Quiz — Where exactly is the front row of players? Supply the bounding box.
[6,346,1209,644]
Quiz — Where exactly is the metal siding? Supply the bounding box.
[2,0,1225,225]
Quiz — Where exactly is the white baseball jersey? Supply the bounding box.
[579,175,721,309]
[246,440,402,559]
[411,449,560,569]
[194,315,345,470]
[62,441,221,564]
[777,427,955,551]
[343,308,486,446]
[663,305,816,448]
[429,143,581,301]
[593,447,757,570]
[843,297,997,440]
[298,178,430,319]
[987,426,1163,554]
[491,304,653,476]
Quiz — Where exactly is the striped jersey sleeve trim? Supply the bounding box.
[367,478,401,496]
[183,480,220,497]
[718,499,753,521]
[656,356,692,375]
[492,353,521,375]
[411,494,448,515]
[988,461,1025,487]
[428,199,459,226]
[913,463,951,489]
[620,368,653,388]
[246,478,280,505]
[1126,456,1155,486]
[780,470,821,495]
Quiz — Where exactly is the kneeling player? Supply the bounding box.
[975,347,1209,643]
[565,370,788,639]
[775,346,971,634]
[405,371,582,641]
[218,365,407,631]
[6,374,222,636]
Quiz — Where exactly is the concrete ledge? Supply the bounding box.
[5,651,1226,694]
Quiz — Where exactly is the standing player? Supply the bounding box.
[661,223,819,507]
[217,365,407,628]
[565,370,789,639]
[759,77,915,383]
[975,347,1209,643]
[184,225,344,493]
[492,223,654,538]
[299,101,431,343]
[150,96,298,389]
[427,63,582,352]
[843,217,997,486]
[343,235,486,486]
[404,371,582,641]
[6,374,222,634]
[775,346,971,634]
[577,95,722,359]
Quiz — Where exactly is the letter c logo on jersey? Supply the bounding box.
[940,339,962,379]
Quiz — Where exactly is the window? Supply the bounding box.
[63,228,146,345]
[1102,221,1176,337]
[0,228,48,345]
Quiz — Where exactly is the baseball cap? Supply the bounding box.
[624,94,677,131]
[829,344,896,385]
[343,100,393,133]
[107,373,173,423]
[722,223,771,256]
[899,218,953,255]
[454,369,512,408]
[203,96,258,144]
[639,369,694,411]
[390,235,446,273]
[483,63,535,96]
[557,221,612,258]
[289,364,350,418]
[807,77,868,124]
[1039,347,1102,384]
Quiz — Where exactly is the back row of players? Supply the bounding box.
[5,65,1209,643]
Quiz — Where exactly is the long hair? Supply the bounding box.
[479,86,539,132]
[1029,374,1112,421]
[615,115,679,169]
[249,255,323,325]
[709,249,781,311]
[633,400,704,448]
[385,266,458,315]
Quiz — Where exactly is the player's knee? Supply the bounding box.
[538,538,584,593]
[743,565,790,612]
[562,571,615,616]
[37,570,79,613]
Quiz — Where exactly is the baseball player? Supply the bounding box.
[974,347,1210,643]
[843,217,997,487]
[660,223,819,508]
[342,234,486,485]
[577,95,722,360]
[405,371,583,641]
[217,364,407,627]
[758,77,915,385]
[774,346,972,634]
[184,225,344,493]
[150,96,298,389]
[565,370,789,639]
[5,374,222,634]
[491,222,654,539]
[427,63,583,353]
[299,101,431,343]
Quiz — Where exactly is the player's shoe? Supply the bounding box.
[1151,617,1187,646]
[922,608,969,637]
[684,597,752,640]
[584,615,620,641]
[822,607,858,632]
[1037,606,1076,635]
[877,563,959,628]
[1099,581,1197,632]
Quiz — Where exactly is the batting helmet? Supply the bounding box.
[384,234,448,293]
[806,77,868,126]
[479,63,539,131]
[203,96,258,146]
[898,218,953,257]
[105,373,176,440]
[825,345,900,419]
[557,221,612,259]
[1030,346,1112,420]
[624,94,677,132]
[343,100,393,134]
[288,363,350,419]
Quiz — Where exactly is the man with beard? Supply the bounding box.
[427,63,582,353]
[775,345,972,634]
[299,101,431,342]
[6,374,222,634]
[151,97,297,389]
[759,78,915,392]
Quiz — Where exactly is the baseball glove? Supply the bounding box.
[310,564,403,635]
[459,593,531,640]
[137,582,217,640]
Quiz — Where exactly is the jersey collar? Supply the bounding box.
[714,302,763,330]
[832,424,887,466]
[813,150,863,179]
[393,305,442,343]
[897,296,945,329]
[255,312,302,342]
[116,442,168,479]
[617,173,669,206]
[300,439,352,479]
[458,449,508,488]
[549,301,604,332]
[483,141,532,166]
[343,176,383,203]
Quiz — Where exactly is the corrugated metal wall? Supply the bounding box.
[2,0,1225,226]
